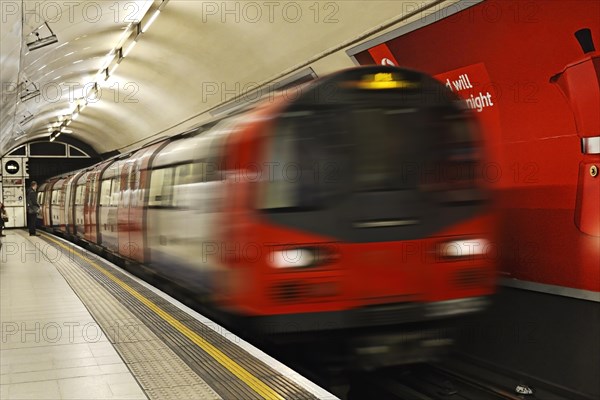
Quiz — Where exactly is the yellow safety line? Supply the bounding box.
[42,234,284,400]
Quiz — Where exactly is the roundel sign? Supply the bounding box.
[5,160,20,175]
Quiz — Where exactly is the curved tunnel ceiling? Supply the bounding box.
[1,0,451,157]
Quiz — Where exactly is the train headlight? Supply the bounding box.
[269,246,339,269]
[437,238,490,259]
[270,248,315,268]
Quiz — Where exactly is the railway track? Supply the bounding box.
[343,359,591,400]
[347,364,523,400]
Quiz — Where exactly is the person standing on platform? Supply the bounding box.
[26,181,40,236]
[0,202,7,237]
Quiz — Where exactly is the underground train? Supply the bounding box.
[37,66,495,359]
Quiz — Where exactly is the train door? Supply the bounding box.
[43,180,56,227]
[84,171,96,242]
[128,141,169,263]
[117,161,134,258]
[64,176,73,235]
[98,160,121,253]
[50,179,65,230]
[73,172,88,239]
[64,172,83,235]
[85,161,110,244]
[37,183,47,227]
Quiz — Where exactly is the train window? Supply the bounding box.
[206,137,226,182]
[172,163,205,208]
[100,179,112,206]
[174,164,192,185]
[205,162,222,182]
[51,190,59,205]
[90,176,98,205]
[351,108,414,190]
[149,167,174,207]
[149,169,164,207]
[193,162,209,183]
[162,168,174,206]
[258,112,349,210]
[173,165,189,208]
[174,163,203,185]
[75,185,85,206]
[258,121,297,209]
[129,163,140,190]
[192,162,206,182]
[110,178,121,206]
[85,179,92,206]
[37,192,44,205]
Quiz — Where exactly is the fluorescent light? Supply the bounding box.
[142,10,160,33]
[117,27,131,45]
[27,34,58,51]
[20,113,34,125]
[27,22,59,51]
[102,52,115,69]
[123,40,137,57]
[20,89,40,102]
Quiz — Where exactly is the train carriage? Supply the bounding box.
[84,160,112,244]
[98,159,126,254]
[40,178,58,228]
[49,177,67,231]
[36,182,48,226]
[73,170,90,238]
[40,66,496,362]
[116,141,168,263]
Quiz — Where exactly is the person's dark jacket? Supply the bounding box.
[27,188,40,214]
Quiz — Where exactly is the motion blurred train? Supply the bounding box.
[38,66,495,362]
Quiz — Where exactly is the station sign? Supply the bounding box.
[5,160,20,175]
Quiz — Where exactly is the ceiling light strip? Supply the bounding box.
[46,0,169,141]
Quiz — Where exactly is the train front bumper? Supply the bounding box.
[250,296,490,334]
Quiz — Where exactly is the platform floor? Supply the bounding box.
[0,230,337,400]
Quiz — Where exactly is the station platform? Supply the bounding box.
[0,230,337,400]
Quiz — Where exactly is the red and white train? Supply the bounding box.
[38,66,495,354]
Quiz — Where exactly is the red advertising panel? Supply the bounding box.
[349,0,600,294]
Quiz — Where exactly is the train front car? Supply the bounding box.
[214,66,496,365]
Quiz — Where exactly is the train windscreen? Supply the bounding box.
[259,103,481,211]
